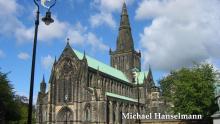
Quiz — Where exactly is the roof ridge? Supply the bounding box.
[74,49,124,72]
[73,49,147,84]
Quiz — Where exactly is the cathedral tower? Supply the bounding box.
[110,2,141,80]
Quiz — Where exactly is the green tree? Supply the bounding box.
[0,71,21,122]
[14,95,29,124]
[160,63,218,118]
[0,70,36,124]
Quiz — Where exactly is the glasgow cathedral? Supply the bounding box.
[36,2,164,124]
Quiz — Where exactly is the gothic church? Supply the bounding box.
[36,2,163,124]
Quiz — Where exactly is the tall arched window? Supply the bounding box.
[68,78,72,102]
[56,107,73,124]
[113,111,116,123]
[119,110,122,124]
[84,104,91,122]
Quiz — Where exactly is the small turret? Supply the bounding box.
[65,38,71,49]
[40,76,46,94]
[60,38,75,58]
[54,56,57,63]
[147,65,154,85]
[83,50,87,60]
[146,65,155,92]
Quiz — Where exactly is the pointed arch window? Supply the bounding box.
[121,42,125,49]
[119,110,122,124]
[113,110,116,123]
[84,104,91,122]
[56,107,73,123]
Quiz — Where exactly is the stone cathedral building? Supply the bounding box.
[36,2,163,124]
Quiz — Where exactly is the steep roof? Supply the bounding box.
[73,49,147,84]
[106,92,138,102]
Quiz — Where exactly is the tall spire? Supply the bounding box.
[120,2,129,28]
[121,2,128,17]
[116,2,134,51]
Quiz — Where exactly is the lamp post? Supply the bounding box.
[27,0,56,124]
[132,69,141,124]
[137,73,141,124]
[64,95,68,124]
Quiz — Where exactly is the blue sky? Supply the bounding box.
[0,0,220,103]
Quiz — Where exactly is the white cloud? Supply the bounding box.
[90,0,134,28]
[68,0,84,7]
[0,0,23,36]
[0,0,68,44]
[41,55,54,69]
[136,0,220,70]
[87,32,108,51]
[0,0,17,15]
[67,22,87,45]
[92,0,134,12]
[15,17,68,43]
[67,22,108,51]
[90,12,116,28]
[17,52,30,60]
[0,49,5,58]
[0,0,109,52]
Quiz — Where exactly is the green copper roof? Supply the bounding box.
[106,92,138,102]
[137,72,147,84]
[73,49,147,84]
[74,49,129,82]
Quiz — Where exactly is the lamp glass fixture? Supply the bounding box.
[37,0,56,25]
[42,11,54,25]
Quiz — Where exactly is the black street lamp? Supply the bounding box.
[132,69,141,124]
[137,73,141,124]
[27,0,56,124]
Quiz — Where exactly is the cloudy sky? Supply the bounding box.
[0,0,220,102]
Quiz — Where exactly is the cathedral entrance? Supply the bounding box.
[56,107,74,124]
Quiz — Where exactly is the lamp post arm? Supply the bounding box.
[33,0,39,10]
[48,0,57,11]
[27,1,40,124]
